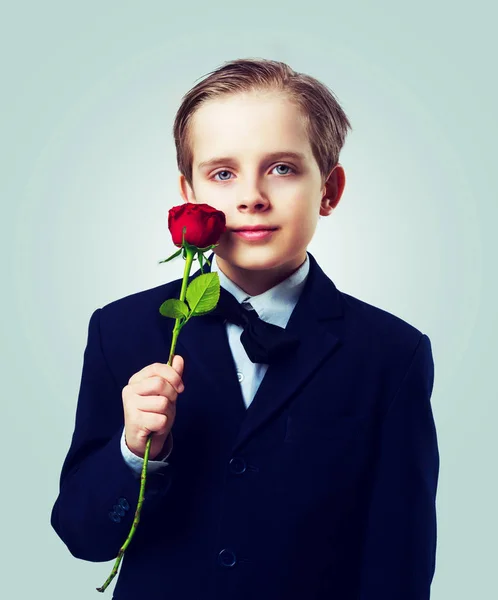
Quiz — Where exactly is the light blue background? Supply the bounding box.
[2,1,496,598]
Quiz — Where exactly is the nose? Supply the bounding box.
[237,175,270,211]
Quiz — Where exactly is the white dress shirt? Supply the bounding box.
[120,251,310,478]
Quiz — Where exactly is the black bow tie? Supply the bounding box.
[207,286,300,364]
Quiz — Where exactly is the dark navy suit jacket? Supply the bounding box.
[51,250,439,599]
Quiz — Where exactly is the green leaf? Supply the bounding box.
[159,298,189,319]
[186,272,220,315]
[158,248,182,264]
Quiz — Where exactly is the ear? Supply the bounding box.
[178,173,196,203]
[320,164,346,216]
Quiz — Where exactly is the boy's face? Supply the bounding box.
[178,91,345,295]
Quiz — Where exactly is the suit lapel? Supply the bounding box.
[158,250,344,454]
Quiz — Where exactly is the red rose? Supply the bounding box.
[168,203,226,248]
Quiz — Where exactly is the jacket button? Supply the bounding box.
[117,497,130,511]
[229,457,246,474]
[113,504,126,517]
[218,549,236,567]
[108,511,121,523]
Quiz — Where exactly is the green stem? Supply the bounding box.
[96,246,196,593]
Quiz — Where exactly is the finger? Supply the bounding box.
[172,354,184,377]
[140,401,176,435]
[137,411,170,437]
[131,377,179,401]
[135,394,176,415]
[128,360,184,392]
[128,363,163,385]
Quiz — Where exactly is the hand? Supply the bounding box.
[122,355,184,460]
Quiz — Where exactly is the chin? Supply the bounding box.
[230,252,285,271]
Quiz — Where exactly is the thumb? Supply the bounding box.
[172,354,184,377]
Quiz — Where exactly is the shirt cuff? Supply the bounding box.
[120,426,173,478]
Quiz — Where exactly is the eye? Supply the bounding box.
[272,164,294,175]
[211,163,295,182]
[212,170,233,182]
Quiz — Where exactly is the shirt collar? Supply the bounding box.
[209,252,310,329]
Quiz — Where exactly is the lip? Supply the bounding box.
[233,225,278,231]
[234,229,277,240]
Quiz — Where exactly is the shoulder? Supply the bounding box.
[310,252,429,360]
[340,289,424,342]
[85,278,186,381]
[336,288,432,373]
[96,277,184,335]
[333,289,434,411]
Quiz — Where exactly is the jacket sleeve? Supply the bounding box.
[359,333,440,599]
[121,426,174,477]
[50,307,174,562]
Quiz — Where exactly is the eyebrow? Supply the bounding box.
[197,151,307,171]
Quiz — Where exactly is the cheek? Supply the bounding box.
[286,198,313,223]
[288,209,318,242]
[194,183,228,209]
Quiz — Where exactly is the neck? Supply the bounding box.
[213,252,306,297]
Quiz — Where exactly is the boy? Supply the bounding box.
[51,58,439,599]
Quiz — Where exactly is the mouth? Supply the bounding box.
[233,228,278,240]
[232,226,279,232]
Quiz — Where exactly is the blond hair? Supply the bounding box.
[173,58,352,189]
